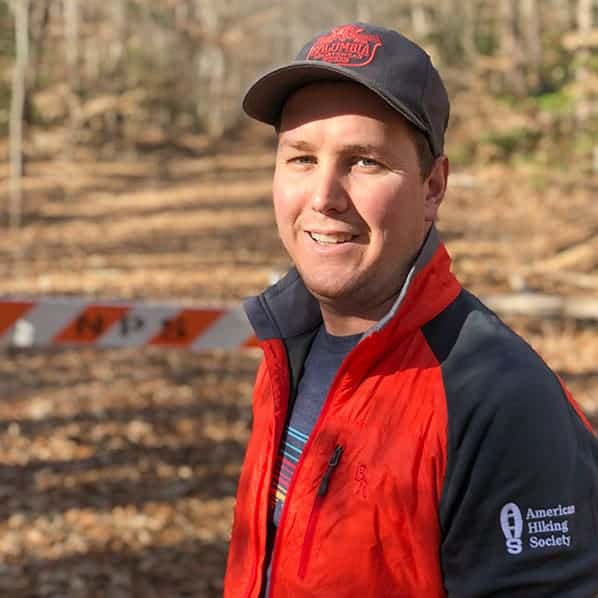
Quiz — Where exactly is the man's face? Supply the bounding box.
[273,82,446,327]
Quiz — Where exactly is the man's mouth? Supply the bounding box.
[308,232,356,245]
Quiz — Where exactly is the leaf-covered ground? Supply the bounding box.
[0,125,596,596]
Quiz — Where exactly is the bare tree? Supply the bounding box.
[500,0,527,96]
[462,0,478,62]
[2,0,593,170]
[23,0,50,124]
[409,0,429,38]
[64,0,79,89]
[521,0,543,91]
[575,0,593,124]
[8,0,30,230]
[64,0,80,170]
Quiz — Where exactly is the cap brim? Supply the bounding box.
[242,61,427,135]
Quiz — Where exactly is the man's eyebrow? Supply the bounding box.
[278,139,316,152]
[340,143,383,156]
[278,141,384,155]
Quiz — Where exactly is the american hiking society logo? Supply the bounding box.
[307,25,382,67]
[500,501,576,555]
[500,502,523,554]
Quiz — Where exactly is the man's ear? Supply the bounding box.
[424,155,449,224]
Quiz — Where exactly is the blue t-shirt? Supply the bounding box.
[262,324,361,595]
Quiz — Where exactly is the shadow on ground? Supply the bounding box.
[0,346,258,598]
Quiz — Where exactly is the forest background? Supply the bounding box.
[0,1,597,597]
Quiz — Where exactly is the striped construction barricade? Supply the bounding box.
[0,297,258,351]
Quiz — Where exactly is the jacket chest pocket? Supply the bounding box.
[297,444,343,579]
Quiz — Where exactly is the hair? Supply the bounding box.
[404,123,436,181]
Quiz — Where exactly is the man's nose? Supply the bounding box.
[311,166,350,214]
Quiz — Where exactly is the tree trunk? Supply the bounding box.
[110,0,128,81]
[63,0,79,191]
[500,0,527,96]
[194,0,228,138]
[64,0,80,93]
[575,0,592,124]
[23,0,50,125]
[462,0,478,63]
[9,0,30,230]
[410,0,429,38]
[355,1,371,23]
[522,0,543,92]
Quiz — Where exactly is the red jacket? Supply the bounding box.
[225,229,598,598]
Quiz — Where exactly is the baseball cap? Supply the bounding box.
[242,22,450,157]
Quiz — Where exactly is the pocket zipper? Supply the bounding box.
[297,444,343,579]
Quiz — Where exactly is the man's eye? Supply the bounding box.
[289,155,315,165]
[355,157,381,168]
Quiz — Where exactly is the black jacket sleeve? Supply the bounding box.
[422,291,598,596]
[438,350,598,597]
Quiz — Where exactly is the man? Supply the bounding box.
[224,23,598,597]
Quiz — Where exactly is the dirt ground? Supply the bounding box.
[0,123,596,597]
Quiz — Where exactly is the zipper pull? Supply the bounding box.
[318,444,343,497]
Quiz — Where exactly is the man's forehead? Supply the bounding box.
[281,80,393,119]
[277,83,413,142]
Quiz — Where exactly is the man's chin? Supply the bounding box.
[302,277,359,306]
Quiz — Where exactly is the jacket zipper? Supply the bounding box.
[297,444,343,579]
[266,432,344,596]
[267,337,361,596]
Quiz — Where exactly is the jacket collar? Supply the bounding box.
[244,225,447,342]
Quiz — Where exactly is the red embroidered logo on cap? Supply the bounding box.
[307,25,382,67]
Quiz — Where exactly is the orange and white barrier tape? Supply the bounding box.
[0,297,258,351]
